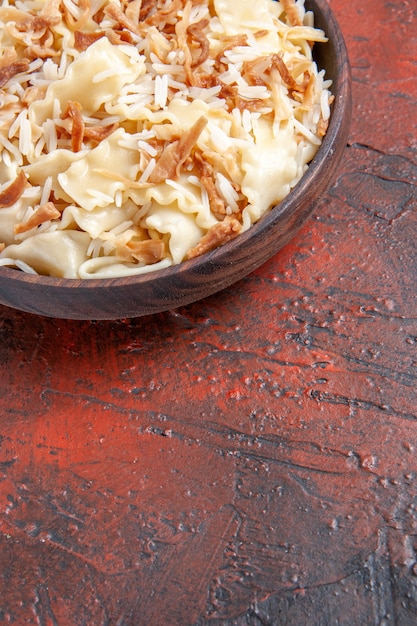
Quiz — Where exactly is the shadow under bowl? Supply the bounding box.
[0,0,352,320]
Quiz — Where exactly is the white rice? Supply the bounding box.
[139,158,156,184]
[87,238,102,258]
[138,140,158,157]
[43,119,58,153]
[14,259,38,274]
[188,85,222,102]
[207,121,233,152]
[108,220,134,237]
[237,85,270,100]
[293,118,322,145]
[115,189,123,208]
[216,173,239,212]
[40,176,53,206]
[86,189,114,204]
[43,58,59,82]
[0,133,23,165]
[166,179,197,202]
[18,115,32,156]
[154,74,169,109]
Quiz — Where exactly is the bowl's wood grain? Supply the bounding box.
[0,0,351,320]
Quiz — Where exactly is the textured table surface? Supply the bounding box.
[1,1,416,624]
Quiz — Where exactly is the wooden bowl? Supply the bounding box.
[0,0,351,320]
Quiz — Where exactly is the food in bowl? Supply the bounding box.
[0,0,333,279]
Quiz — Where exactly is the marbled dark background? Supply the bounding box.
[1,0,416,623]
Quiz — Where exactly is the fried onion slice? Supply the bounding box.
[63,100,84,152]
[187,19,210,68]
[149,116,208,184]
[187,216,242,259]
[116,239,166,265]
[0,171,27,208]
[0,59,30,88]
[280,0,303,26]
[14,201,61,234]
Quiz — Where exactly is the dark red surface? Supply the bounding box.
[1,1,416,624]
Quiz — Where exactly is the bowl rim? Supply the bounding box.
[0,0,352,306]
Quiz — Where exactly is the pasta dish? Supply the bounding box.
[0,0,333,278]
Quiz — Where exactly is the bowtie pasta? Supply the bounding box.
[0,0,333,279]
